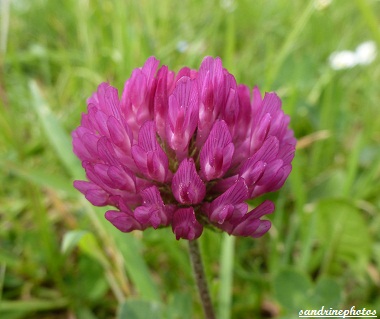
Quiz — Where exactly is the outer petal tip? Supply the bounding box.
[230,200,274,237]
[105,210,143,233]
[172,208,203,240]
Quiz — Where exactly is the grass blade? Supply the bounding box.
[0,298,68,312]
[29,80,84,180]
[218,234,235,319]
[265,1,315,88]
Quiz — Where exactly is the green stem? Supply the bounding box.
[188,239,216,319]
[218,234,235,319]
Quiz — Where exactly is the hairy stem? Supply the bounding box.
[188,239,216,319]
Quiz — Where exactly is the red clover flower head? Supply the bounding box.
[72,57,296,240]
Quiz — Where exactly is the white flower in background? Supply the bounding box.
[176,40,188,53]
[328,41,377,70]
[314,0,332,11]
[329,50,358,70]
[355,41,377,65]
[220,0,236,12]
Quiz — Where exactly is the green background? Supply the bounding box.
[1,0,379,318]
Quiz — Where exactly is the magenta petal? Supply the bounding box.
[166,77,199,153]
[74,180,109,206]
[107,116,131,149]
[278,143,296,166]
[200,120,234,181]
[239,160,266,189]
[251,164,292,197]
[172,158,206,205]
[232,219,261,236]
[97,137,119,166]
[154,65,170,141]
[211,177,248,207]
[121,57,160,135]
[94,109,110,137]
[251,220,272,237]
[196,57,224,146]
[250,136,280,164]
[249,200,275,219]
[82,133,100,159]
[231,200,274,237]
[256,92,282,120]
[239,136,279,186]
[103,84,122,119]
[72,127,100,162]
[141,56,161,84]
[134,206,161,229]
[256,159,284,185]
[134,186,174,228]
[203,177,248,224]
[132,121,169,182]
[252,86,263,113]
[105,210,143,232]
[172,208,203,240]
[93,163,114,187]
[230,84,254,161]
[87,83,121,119]
[220,84,239,133]
[84,188,109,206]
[107,165,136,192]
[72,133,92,162]
[250,113,272,154]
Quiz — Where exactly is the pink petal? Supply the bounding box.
[172,158,206,205]
[154,65,170,141]
[73,180,109,206]
[196,57,225,146]
[203,177,248,224]
[200,120,234,181]
[172,208,203,240]
[105,209,143,232]
[107,165,136,192]
[131,121,169,182]
[166,77,199,154]
[231,200,274,237]
[134,186,174,228]
[107,116,132,151]
[251,220,272,238]
[121,57,160,135]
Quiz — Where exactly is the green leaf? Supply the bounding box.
[61,230,108,267]
[117,300,162,319]
[314,199,372,276]
[165,292,193,319]
[273,268,313,311]
[310,277,342,309]
[274,270,343,316]
[61,230,89,255]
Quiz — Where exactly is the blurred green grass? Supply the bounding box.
[1,0,380,318]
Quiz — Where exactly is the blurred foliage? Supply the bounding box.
[1,0,380,318]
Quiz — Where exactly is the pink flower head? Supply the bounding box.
[72,57,296,240]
